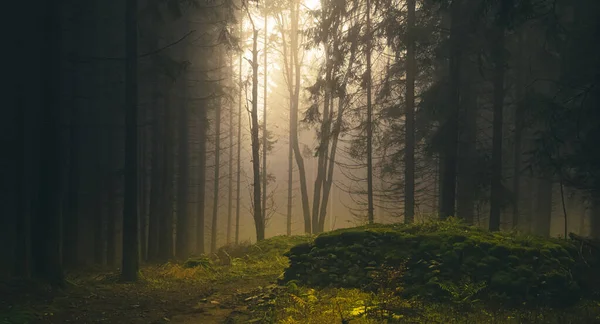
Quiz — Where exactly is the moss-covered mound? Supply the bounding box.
[282,219,598,307]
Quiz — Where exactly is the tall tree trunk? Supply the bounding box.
[227,53,234,245]
[365,0,374,224]
[211,79,222,253]
[147,78,163,261]
[316,38,358,230]
[456,65,477,224]
[121,0,139,282]
[262,12,268,234]
[197,104,207,254]
[250,27,264,241]
[139,107,148,262]
[32,0,64,287]
[439,0,463,219]
[235,25,243,243]
[176,99,190,259]
[94,178,107,266]
[512,30,525,229]
[159,95,175,261]
[106,177,118,267]
[14,86,29,277]
[404,0,416,224]
[489,27,506,232]
[289,0,311,233]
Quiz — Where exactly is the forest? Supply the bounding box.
[2,0,600,322]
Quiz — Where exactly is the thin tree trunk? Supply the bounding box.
[512,30,525,229]
[14,86,29,277]
[106,178,118,267]
[404,0,416,224]
[121,0,139,282]
[262,12,268,234]
[147,78,163,261]
[211,79,222,252]
[439,0,463,219]
[489,27,506,232]
[227,52,234,245]
[235,23,243,243]
[289,0,311,233]
[250,25,264,241]
[176,98,190,259]
[317,39,358,230]
[197,104,207,254]
[159,94,175,260]
[365,0,374,224]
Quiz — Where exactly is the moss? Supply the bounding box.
[282,218,599,308]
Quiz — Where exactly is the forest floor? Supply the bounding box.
[1,261,282,324]
[3,233,600,324]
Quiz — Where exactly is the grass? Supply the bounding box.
[2,231,600,323]
[262,284,600,323]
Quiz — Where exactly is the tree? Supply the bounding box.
[32,0,65,287]
[121,0,140,282]
[211,55,223,253]
[247,8,265,241]
[176,87,190,258]
[404,0,416,224]
[365,0,374,224]
[262,6,269,236]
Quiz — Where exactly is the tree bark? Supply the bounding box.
[32,0,64,287]
[197,104,208,254]
[235,22,243,243]
[121,0,139,282]
[489,26,506,232]
[365,0,375,224]
[439,0,463,219]
[262,12,268,234]
[404,0,416,224]
[250,27,264,241]
[211,76,222,252]
[176,96,190,259]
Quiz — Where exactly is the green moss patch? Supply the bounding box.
[282,219,599,307]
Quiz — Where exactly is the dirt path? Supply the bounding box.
[1,274,276,323]
[167,279,270,324]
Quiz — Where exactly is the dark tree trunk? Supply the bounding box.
[250,28,264,241]
[489,25,506,232]
[176,101,190,259]
[439,0,463,219]
[159,95,175,261]
[235,37,243,243]
[197,106,207,254]
[32,0,64,287]
[211,87,222,253]
[63,92,80,269]
[262,15,268,234]
[512,30,526,229]
[121,0,139,282]
[106,177,118,267]
[289,1,311,233]
[404,0,416,224]
[365,0,374,224]
[14,86,29,277]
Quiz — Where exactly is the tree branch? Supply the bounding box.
[70,30,195,62]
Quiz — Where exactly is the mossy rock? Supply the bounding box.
[282,218,600,308]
